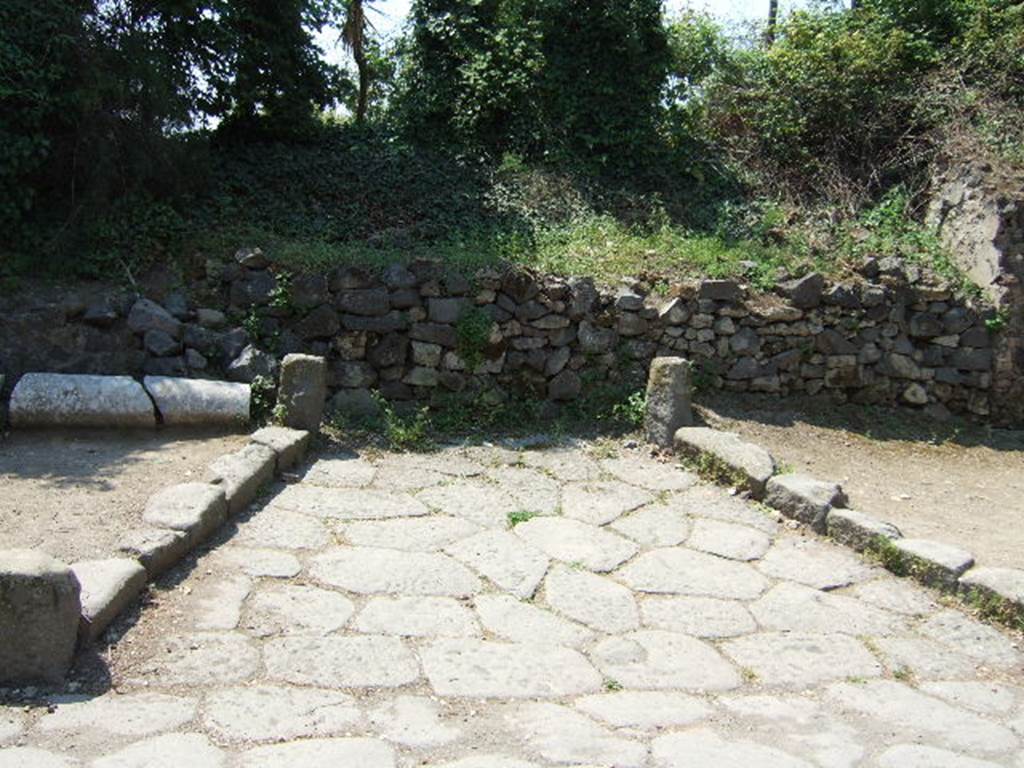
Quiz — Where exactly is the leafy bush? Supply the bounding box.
[704,7,937,199]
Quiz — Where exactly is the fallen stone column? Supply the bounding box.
[0,550,82,683]
[143,376,250,426]
[9,373,155,428]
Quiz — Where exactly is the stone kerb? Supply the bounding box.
[661,418,1024,629]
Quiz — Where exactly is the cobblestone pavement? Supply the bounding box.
[3,439,1024,767]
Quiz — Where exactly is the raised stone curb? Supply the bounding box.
[251,426,312,472]
[10,373,155,428]
[142,483,228,547]
[143,376,250,426]
[958,567,1024,619]
[674,427,775,497]
[118,528,191,579]
[766,474,847,533]
[891,538,976,588]
[0,550,81,683]
[825,508,902,551]
[71,558,148,641]
[207,442,277,516]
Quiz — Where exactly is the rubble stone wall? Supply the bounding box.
[1,250,1005,423]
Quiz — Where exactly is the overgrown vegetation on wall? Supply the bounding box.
[2,0,1022,287]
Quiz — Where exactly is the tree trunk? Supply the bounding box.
[355,48,369,122]
[765,0,779,46]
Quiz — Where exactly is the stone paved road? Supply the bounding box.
[3,440,1024,767]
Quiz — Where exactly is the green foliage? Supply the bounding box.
[985,310,1009,333]
[455,306,495,372]
[705,6,937,198]
[507,510,537,527]
[534,0,669,166]
[249,375,278,423]
[373,392,434,452]
[611,390,647,428]
[682,450,749,489]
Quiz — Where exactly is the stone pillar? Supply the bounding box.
[277,354,328,432]
[644,356,693,448]
[1,550,82,683]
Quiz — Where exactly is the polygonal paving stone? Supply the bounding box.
[269,486,429,520]
[574,691,711,730]
[37,693,196,738]
[721,632,882,688]
[0,712,24,743]
[847,577,938,616]
[230,508,330,550]
[421,639,601,698]
[416,481,520,528]
[617,548,768,600]
[202,686,360,743]
[372,461,449,491]
[750,582,907,636]
[238,738,394,768]
[93,733,225,768]
[0,748,75,768]
[873,636,982,680]
[610,504,690,547]
[127,633,259,686]
[687,519,771,561]
[651,728,812,768]
[918,610,1023,668]
[589,630,741,692]
[675,484,779,534]
[918,682,1019,715]
[825,680,1019,754]
[561,482,654,525]
[188,574,252,631]
[413,450,486,478]
[444,530,549,598]
[513,703,647,767]
[640,596,756,638]
[543,566,639,634]
[432,758,541,768]
[213,547,301,578]
[354,596,479,637]
[757,537,876,590]
[518,450,603,482]
[717,694,865,767]
[339,516,480,551]
[368,696,461,748]
[514,517,637,572]
[301,457,377,487]
[599,456,698,492]
[877,745,1005,768]
[474,594,593,648]
[264,635,420,688]
[244,583,354,637]
[487,466,561,515]
[310,547,481,596]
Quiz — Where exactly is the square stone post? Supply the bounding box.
[644,356,693,448]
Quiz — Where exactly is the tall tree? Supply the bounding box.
[766,0,780,45]
[340,0,373,122]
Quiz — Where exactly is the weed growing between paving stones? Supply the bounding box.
[681,450,749,490]
[864,536,910,577]
[960,587,1024,633]
[507,510,537,527]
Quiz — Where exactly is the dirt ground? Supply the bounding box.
[0,429,248,564]
[698,393,1024,569]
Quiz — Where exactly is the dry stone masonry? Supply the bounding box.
[0,246,1012,424]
